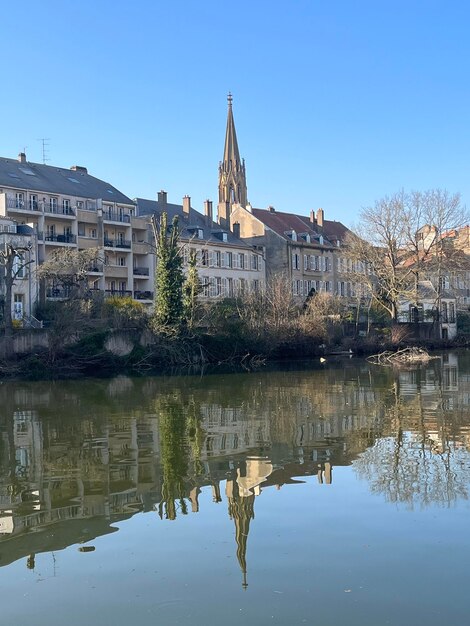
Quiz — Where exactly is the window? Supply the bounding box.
[29,194,38,211]
[15,192,24,208]
[449,302,456,323]
[201,249,208,266]
[198,229,204,239]
[78,224,85,236]
[440,302,448,323]
[251,255,259,271]
[76,201,84,210]
[119,257,126,266]
[63,199,71,213]
[90,229,97,238]
[239,253,245,270]
[50,197,58,212]
[292,253,300,270]
[303,255,308,271]
[215,251,221,267]
[226,251,233,268]
[228,277,234,297]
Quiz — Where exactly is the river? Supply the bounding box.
[0,352,469,625]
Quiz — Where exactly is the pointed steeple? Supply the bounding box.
[218,93,248,228]
[223,93,241,169]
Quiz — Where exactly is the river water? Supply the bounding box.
[0,352,469,625]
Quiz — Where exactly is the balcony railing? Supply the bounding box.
[102,211,131,223]
[46,287,71,299]
[44,205,75,216]
[105,290,133,298]
[104,238,131,249]
[86,263,104,273]
[134,290,154,300]
[6,197,41,212]
[45,234,77,244]
[133,267,150,276]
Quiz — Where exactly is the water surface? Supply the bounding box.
[0,353,469,625]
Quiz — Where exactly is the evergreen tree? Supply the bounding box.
[183,249,201,329]
[152,212,184,329]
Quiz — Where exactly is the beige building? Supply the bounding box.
[0,217,38,325]
[215,96,354,299]
[0,154,154,304]
[137,192,265,298]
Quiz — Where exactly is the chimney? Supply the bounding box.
[316,208,324,228]
[18,152,26,163]
[157,190,167,207]
[204,199,213,224]
[268,205,275,212]
[183,195,191,216]
[233,222,241,238]
[70,165,88,174]
[310,209,316,224]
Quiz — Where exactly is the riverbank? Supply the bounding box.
[0,325,468,381]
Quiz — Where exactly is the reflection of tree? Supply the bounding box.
[227,479,255,589]
[156,396,205,520]
[354,372,470,507]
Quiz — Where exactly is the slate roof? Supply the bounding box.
[251,207,349,248]
[0,156,134,205]
[135,198,253,248]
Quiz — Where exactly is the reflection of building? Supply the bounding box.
[0,357,469,573]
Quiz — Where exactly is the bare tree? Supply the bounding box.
[37,247,104,299]
[346,189,469,322]
[0,239,33,353]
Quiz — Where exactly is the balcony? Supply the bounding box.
[6,197,41,212]
[86,263,104,274]
[45,234,77,244]
[133,267,150,276]
[103,211,131,223]
[46,286,71,299]
[134,290,154,300]
[104,238,131,249]
[44,205,75,217]
[105,290,132,298]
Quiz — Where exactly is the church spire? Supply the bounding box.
[217,93,248,228]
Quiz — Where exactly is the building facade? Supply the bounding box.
[0,154,154,304]
[137,192,265,298]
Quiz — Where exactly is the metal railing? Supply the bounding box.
[104,238,131,249]
[44,205,75,216]
[6,197,41,212]
[46,287,72,299]
[133,267,150,276]
[102,211,131,223]
[45,234,77,244]
[104,290,132,298]
[134,290,154,300]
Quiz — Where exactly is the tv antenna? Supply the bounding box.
[37,138,50,164]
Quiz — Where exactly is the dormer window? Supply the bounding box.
[285,230,297,241]
[319,235,324,245]
[198,229,204,239]
[222,232,228,242]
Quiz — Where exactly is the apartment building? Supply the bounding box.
[0,217,38,324]
[0,154,154,303]
[136,192,265,298]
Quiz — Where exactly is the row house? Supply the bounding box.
[136,192,265,298]
[0,154,154,304]
[230,203,354,299]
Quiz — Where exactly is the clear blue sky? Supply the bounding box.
[2,0,469,226]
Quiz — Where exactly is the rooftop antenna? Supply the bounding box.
[37,138,50,164]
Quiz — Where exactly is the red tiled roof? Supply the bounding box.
[252,207,350,247]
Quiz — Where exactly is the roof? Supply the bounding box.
[251,207,342,248]
[0,156,134,205]
[407,280,455,302]
[135,198,254,249]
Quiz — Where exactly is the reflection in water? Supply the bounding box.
[0,352,469,589]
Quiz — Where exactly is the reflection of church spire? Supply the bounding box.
[226,479,255,590]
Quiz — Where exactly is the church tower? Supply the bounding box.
[217,93,248,228]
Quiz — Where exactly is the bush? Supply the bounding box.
[102,296,148,329]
